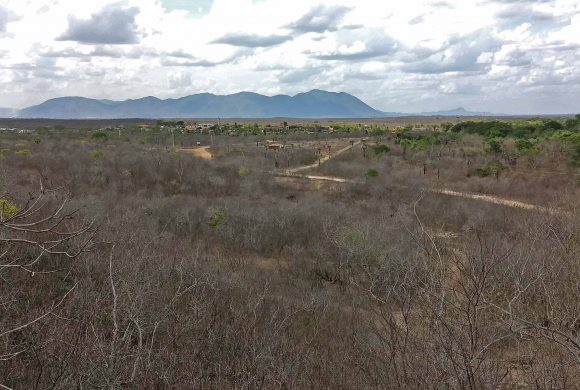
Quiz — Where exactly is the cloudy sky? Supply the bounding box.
[0,0,579,114]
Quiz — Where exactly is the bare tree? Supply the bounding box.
[0,184,95,385]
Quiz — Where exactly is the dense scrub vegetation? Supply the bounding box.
[448,116,580,165]
[0,118,579,388]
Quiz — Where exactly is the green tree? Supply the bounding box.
[542,120,563,131]
[486,139,502,154]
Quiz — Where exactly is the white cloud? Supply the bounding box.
[0,0,578,114]
[58,4,140,44]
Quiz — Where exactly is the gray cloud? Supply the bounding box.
[496,49,533,67]
[0,6,9,32]
[439,82,482,95]
[402,56,485,74]
[162,58,228,67]
[344,70,386,81]
[287,5,351,33]
[278,68,322,84]
[41,46,149,59]
[496,7,554,21]
[211,33,292,47]
[0,5,18,33]
[402,30,501,74]
[165,50,196,59]
[311,36,398,61]
[162,50,249,67]
[58,5,140,44]
[3,58,65,83]
[40,48,88,58]
[487,0,552,3]
[528,41,580,52]
[40,46,200,63]
[409,15,424,25]
[495,5,569,30]
[429,1,454,8]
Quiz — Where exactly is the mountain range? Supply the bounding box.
[418,107,494,116]
[4,90,495,119]
[0,108,17,117]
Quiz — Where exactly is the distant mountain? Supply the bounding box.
[417,107,495,117]
[18,90,385,119]
[15,92,500,119]
[0,108,17,118]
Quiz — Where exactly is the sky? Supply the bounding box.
[0,0,579,114]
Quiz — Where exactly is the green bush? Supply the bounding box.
[91,150,105,158]
[35,127,52,136]
[238,167,252,177]
[169,151,183,160]
[542,120,564,132]
[366,168,379,177]
[512,125,536,138]
[573,145,580,166]
[564,119,578,130]
[15,149,32,156]
[475,160,505,178]
[397,136,430,151]
[550,130,580,143]
[0,199,18,219]
[516,139,540,156]
[92,131,108,141]
[411,138,430,151]
[208,207,228,229]
[451,121,512,138]
[486,139,502,154]
[550,130,580,165]
[372,144,390,155]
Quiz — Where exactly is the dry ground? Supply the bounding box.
[177,146,214,160]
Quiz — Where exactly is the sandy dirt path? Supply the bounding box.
[276,171,565,214]
[431,188,565,215]
[177,146,213,160]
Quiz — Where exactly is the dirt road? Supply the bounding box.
[286,140,361,174]
[276,146,566,214]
